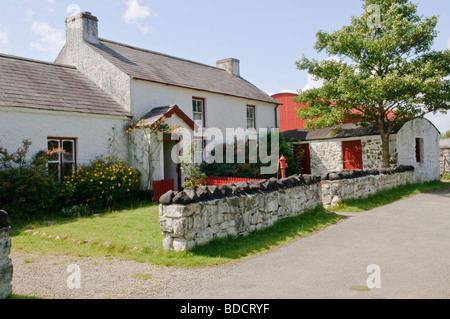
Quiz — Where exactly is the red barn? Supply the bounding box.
[271,92,308,132]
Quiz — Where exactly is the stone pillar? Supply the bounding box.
[0,210,12,299]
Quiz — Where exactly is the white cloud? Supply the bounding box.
[25,10,35,21]
[30,21,65,59]
[122,0,153,32]
[0,25,11,54]
[302,74,324,91]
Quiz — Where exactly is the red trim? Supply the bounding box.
[193,97,206,128]
[163,105,196,130]
[416,138,423,163]
[47,137,77,181]
[247,105,256,129]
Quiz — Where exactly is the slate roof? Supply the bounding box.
[283,122,405,142]
[440,139,450,149]
[0,54,131,117]
[86,39,279,105]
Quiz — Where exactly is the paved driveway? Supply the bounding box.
[11,187,450,299]
[170,186,450,299]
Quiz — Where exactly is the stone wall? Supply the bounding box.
[321,167,415,208]
[159,176,322,252]
[307,135,397,176]
[0,210,12,299]
[159,168,416,252]
[441,149,450,176]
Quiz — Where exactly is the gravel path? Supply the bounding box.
[11,251,235,299]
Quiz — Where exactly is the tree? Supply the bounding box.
[441,130,450,139]
[294,0,450,167]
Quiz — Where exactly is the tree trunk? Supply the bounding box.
[379,132,391,168]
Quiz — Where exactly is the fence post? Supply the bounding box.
[0,210,12,299]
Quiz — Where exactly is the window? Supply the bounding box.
[192,97,205,128]
[416,138,424,163]
[47,138,76,181]
[247,105,256,129]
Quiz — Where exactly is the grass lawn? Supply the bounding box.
[11,204,344,268]
[329,180,450,213]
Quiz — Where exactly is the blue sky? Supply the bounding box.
[1,0,449,132]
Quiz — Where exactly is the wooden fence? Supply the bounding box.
[205,177,262,187]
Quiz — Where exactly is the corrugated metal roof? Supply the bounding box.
[0,54,131,117]
[86,39,279,105]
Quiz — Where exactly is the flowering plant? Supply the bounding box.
[63,157,141,209]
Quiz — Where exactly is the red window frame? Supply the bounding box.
[416,138,423,163]
[47,137,77,181]
[247,105,256,129]
[192,97,206,128]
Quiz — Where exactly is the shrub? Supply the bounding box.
[202,130,302,179]
[63,158,141,209]
[0,140,62,218]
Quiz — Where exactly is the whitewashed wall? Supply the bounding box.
[396,118,440,182]
[0,106,130,165]
[305,135,397,176]
[130,79,277,132]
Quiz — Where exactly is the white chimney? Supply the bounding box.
[216,58,240,77]
[65,12,99,45]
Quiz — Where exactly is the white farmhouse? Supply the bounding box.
[0,11,279,192]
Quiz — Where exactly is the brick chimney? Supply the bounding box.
[65,11,99,45]
[216,58,240,77]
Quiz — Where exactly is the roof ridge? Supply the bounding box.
[99,38,227,73]
[0,53,76,69]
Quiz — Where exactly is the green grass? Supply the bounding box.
[330,180,450,213]
[11,204,344,268]
[442,173,450,180]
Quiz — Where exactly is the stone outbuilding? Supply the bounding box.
[283,118,441,183]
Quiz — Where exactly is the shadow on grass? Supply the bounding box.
[190,206,345,260]
[331,180,450,213]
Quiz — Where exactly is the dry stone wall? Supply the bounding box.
[0,210,12,299]
[159,176,322,252]
[159,167,416,252]
[321,166,415,208]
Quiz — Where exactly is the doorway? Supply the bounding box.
[342,140,363,170]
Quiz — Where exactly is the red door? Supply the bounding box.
[342,140,363,170]
[294,144,311,175]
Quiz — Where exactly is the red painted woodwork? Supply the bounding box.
[205,177,262,187]
[153,179,175,202]
[342,140,363,170]
[294,144,311,175]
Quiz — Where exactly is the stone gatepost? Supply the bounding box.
[0,210,12,299]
